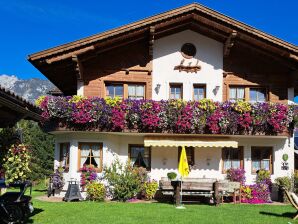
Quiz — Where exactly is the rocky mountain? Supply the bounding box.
[0,74,55,103]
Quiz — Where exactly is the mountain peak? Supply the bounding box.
[0,74,55,103]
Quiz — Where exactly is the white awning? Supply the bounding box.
[144,136,238,148]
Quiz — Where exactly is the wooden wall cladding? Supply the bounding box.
[82,39,152,98]
[223,44,292,103]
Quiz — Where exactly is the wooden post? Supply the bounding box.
[214,181,220,206]
[171,180,181,206]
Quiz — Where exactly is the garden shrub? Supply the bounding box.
[143,181,158,200]
[103,159,148,201]
[86,182,105,202]
[275,176,292,191]
[3,144,31,184]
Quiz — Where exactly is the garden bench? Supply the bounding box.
[159,177,217,205]
[159,178,241,205]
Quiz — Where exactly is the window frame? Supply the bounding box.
[127,84,146,100]
[229,86,245,101]
[221,146,244,173]
[227,86,268,102]
[249,87,268,103]
[169,83,183,100]
[78,142,103,173]
[105,82,146,99]
[178,146,195,166]
[105,83,124,99]
[193,84,206,101]
[59,142,70,173]
[251,146,273,174]
[128,144,151,171]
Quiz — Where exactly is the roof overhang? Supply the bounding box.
[0,87,42,127]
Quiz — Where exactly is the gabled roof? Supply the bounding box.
[28,2,297,62]
[0,86,41,127]
[27,3,298,94]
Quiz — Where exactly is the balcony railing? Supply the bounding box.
[36,96,298,135]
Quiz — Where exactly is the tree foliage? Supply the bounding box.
[0,120,54,181]
[18,120,54,180]
[3,144,31,184]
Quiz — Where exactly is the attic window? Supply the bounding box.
[181,43,196,59]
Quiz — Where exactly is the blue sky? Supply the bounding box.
[0,0,297,80]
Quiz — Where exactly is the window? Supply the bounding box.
[128,84,145,100]
[106,84,123,98]
[170,84,182,99]
[193,85,206,101]
[229,87,245,101]
[249,88,267,102]
[59,143,70,172]
[222,147,243,173]
[78,143,103,172]
[129,145,151,170]
[178,147,195,166]
[181,43,196,59]
[251,147,273,174]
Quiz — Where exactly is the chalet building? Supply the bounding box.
[28,3,298,189]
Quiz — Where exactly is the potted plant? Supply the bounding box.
[275,176,291,203]
[167,172,177,181]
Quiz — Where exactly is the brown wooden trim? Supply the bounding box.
[193,84,206,100]
[221,146,244,174]
[123,83,128,99]
[128,144,151,170]
[78,142,103,173]
[169,83,183,99]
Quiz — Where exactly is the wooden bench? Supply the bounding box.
[159,177,217,205]
[159,178,240,205]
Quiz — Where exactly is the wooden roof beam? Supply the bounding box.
[46,45,95,64]
[72,55,84,81]
[149,26,155,58]
[224,30,237,57]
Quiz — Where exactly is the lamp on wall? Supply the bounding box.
[213,86,220,95]
[162,157,167,165]
[155,83,161,95]
[206,158,211,166]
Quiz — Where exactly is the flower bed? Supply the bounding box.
[36,96,297,135]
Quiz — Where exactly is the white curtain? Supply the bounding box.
[237,88,245,99]
[80,144,90,167]
[128,85,135,97]
[229,88,236,99]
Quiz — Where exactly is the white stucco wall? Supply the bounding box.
[152,30,223,101]
[54,133,294,190]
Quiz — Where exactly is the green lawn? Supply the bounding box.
[28,195,298,224]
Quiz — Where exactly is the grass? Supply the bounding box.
[26,189,298,224]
